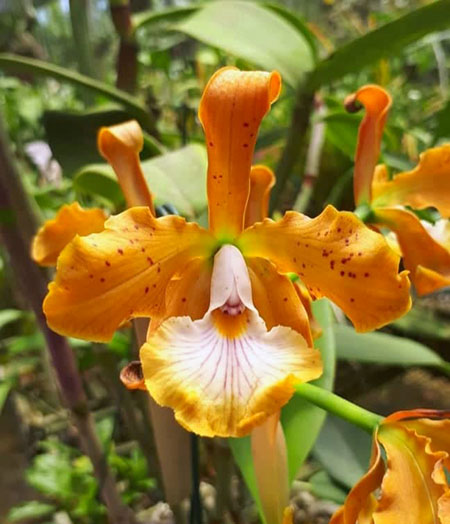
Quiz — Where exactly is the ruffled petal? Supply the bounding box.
[330,433,385,524]
[239,205,411,332]
[31,202,106,266]
[140,245,321,437]
[374,207,450,295]
[244,165,276,227]
[345,85,391,206]
[199,67,281,238]
[374,423,448,524]
[246,257,313,346]
[98,120,154,211]
[372,145,450,218]
[251,413,289,524]
[44,207,215,341]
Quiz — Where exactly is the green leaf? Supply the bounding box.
[0,53,156,133]
[73,165,125,206]
[310,0,450,88]
[334,324,446,370]
[7,501,56,523]
[228,437,265,523]
[176,1,315,88]
[0,308,27,331]
[133,6,198,31]
[0,379,14,415]
[313,415,371,489]
[44,108,161,177]
[75,144,208,218]
[308,470,347,504]
[324,112,360,159]
[281,298,336,483]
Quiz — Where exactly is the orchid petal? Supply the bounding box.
[245,165,276,227]
[199,67,281,238]
[239,205,411,332]
[44,207,215,341]
[374,207,450,295]
[31,202,106,266]
[372,145,450,218]
[345,85,391,206]
[98,120,154,211]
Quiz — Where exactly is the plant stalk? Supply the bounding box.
[271,79,315,213]
[0,116,135,524]
[69,0,96,79]
[294,383,382,434]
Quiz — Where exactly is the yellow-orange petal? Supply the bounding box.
[246,257,313,346]
[330,432,385,524]
[140,245,322,437]
[251,413,289,524]
[345,85,391,206]
[31,202,106,267]
[43,207,215,341]
[244,165,276,227]
[372,145,450,218]
[374,207,450,295]
[239,205,411,332]
[374,423,448,524]
[293,281,322,339]
[98,120,154,212]
[199,67,281,238]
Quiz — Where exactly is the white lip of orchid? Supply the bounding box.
[208,244,256,315]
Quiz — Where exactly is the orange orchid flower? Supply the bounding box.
[330,409,450,524]
[43,67,410,438]
[32,120,153,267]
[347,84,450,295]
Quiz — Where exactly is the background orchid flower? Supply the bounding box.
[347,84,450,295]
[330,409,450,524]
[43,67,410,438]
[31,120,153,267]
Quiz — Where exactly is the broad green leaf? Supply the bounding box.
[133,6,198,31]
[228,437,266,523]
[0,309,27,331]
[73,166,124,207]
[7,501,56,523]
[313,415,371,489]
[176,1,315,88]
[308,470,347,504]
[75,144,208,218]
[393,305,450,340]
[334,324,445,369]
[310,0,450,88]
[281,298,336,482]
[44,108,162,177]
[0,53,155,132]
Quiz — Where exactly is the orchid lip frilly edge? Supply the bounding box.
[42,67,411,438]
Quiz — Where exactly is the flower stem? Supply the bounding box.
[294,383,382,434]
[190,434,203,524]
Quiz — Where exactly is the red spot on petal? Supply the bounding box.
[145,286,149,294]
[147,257,153,265]
[105,260,111,267]
[337,227,342,233]
[181,297,186,302]
[340,271,345,277]
[364,272,369,277]
[330,260,335,270]
[100,277,105,283]
[134,225,139,230]
[209,142,214,147]
[283,297,288,302]
[243,122,249,127]
[350,298,355,302]
[117,248,124,255]
[89,274,94,279]
[243,143,249,148]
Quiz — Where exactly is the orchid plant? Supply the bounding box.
[29,67,450,524]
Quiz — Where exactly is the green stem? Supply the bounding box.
[295,383,382,434]
[0,53,157,135]
[69,0,96,79]
[270,80,315,213]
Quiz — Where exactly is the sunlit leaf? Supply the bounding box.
[7,501,56,523]
[281,298,336,482]
[0,309,27,331]
[176,1,315,88]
